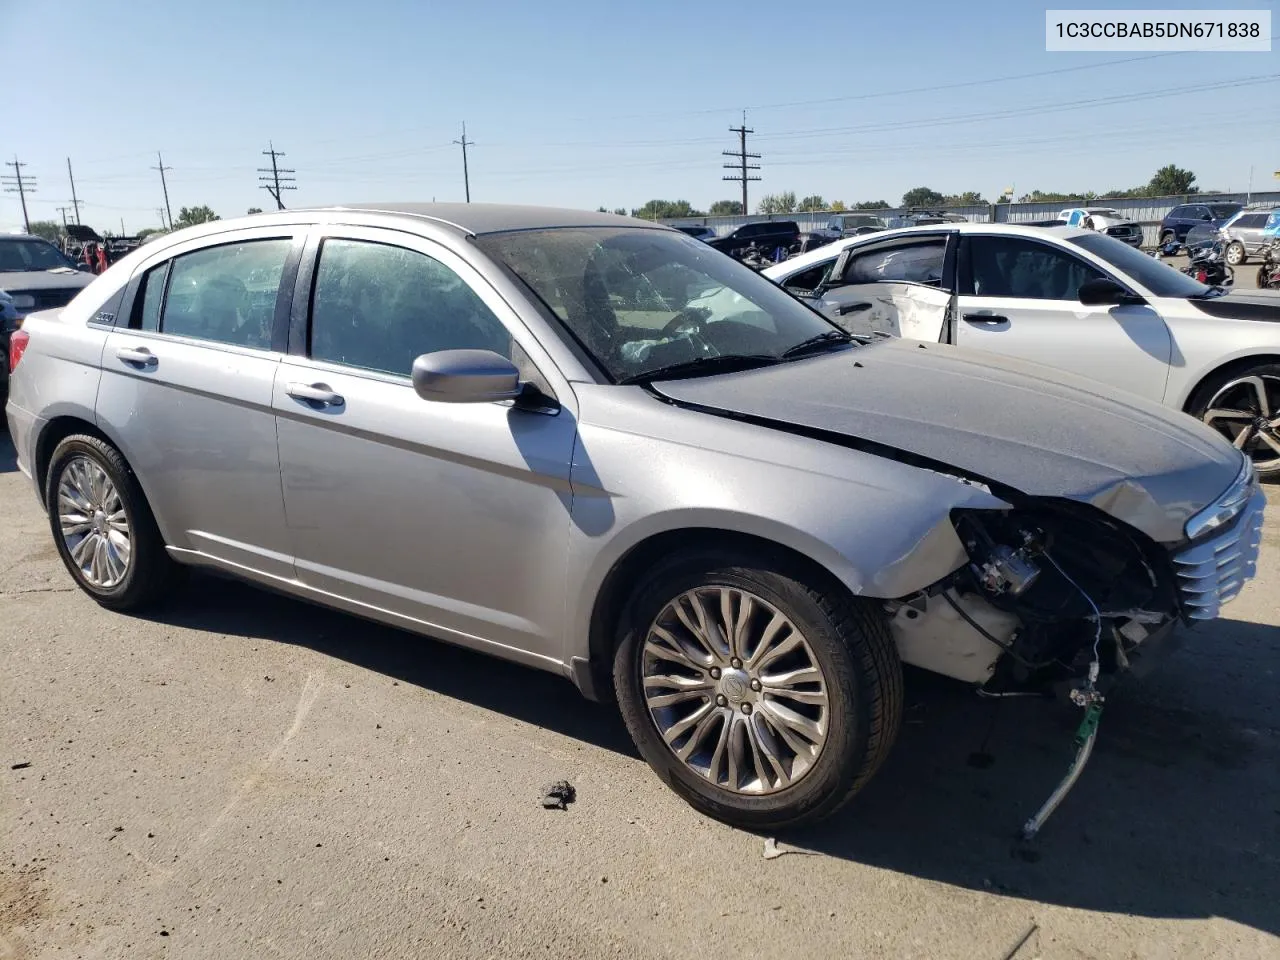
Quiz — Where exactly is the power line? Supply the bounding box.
[56,206,74,228]
[2,157,35,233]
[258,142,296,210]
[152,152,173,230]
[453,123,474,203]
[722,113,760,216]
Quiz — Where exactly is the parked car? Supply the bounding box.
[818,213,887,239]
[885,212,967,229]
[1159,201,1243,247]
[707,220,800,259]
[1218,207,1279,266]
[6,205,1263,830]
[763,222,1280,478]
[674,225,717,242]
[1058,207,1143,248]
[0,233,97,394]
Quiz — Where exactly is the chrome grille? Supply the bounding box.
[1174,490,1265,620]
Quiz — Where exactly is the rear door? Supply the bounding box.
[953,233,1172,400]
[803,234,953,341]
[271,226,577,663]
[97,227,304,578]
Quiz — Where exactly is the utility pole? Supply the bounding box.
[2,157,35,233]
[722,112,760,216]
[152,152,173,230]
[56,206,73,228]
[257,142,296,210]
[120,217,126,237]
[454,122,474,202]
[67,157,83,224]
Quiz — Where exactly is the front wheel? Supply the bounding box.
[1225,241,1246,266]
[613,549,902,830]
[1188,363,1280,480]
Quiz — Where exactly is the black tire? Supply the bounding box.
[1225,241,1246,266]
[613,547,902,830]
[1187,362,1280,482]
[45,434,185,610]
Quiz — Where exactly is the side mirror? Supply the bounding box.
[411,349,521,404]
[1077,277,1134,306]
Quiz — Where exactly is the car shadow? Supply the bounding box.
[0,421,17,473]
[140,573,1280,937]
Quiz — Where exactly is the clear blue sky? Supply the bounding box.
[3,0,1277,232]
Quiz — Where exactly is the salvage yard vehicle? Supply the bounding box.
[1058,207,1143,248]
[5,205,1265,831]
[765,222,1280,479]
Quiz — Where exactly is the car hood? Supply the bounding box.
[650,339,1242,544]
[0,269,95,291]
[1188,288,1280,322]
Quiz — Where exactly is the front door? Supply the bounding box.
[954,233,1172,401]
[801,234,952,341]
[272,228,577,665]
[96,230,301,578]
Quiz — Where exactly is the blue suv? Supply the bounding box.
[1159,201,1242,247]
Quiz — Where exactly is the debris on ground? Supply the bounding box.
[540,780,576,810]
[10,761,32,770]
[762,837,818,860]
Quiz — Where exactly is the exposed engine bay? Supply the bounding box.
[887,501,1181,694]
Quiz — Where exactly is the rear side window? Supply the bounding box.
[308,238,512,377]
[963,235,1104,300]
[156,239,292,349]
[843,240,946,286]
[134,262,170,332]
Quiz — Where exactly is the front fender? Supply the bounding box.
[560,386,1009,665]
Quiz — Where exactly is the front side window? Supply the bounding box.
[843,240,946,286]
[158,239,291,348]
[478,227,844,383]
[963,236,1104,300]
[782,259,837,293]
[309,239,512,377]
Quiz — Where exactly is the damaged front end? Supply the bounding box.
[887,455,1264,697]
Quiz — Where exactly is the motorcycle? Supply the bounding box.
[1257,238,1280,290]
[1182,237,1233,287]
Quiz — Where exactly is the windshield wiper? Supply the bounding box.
[1189,285,1229,299]
[781,329,854,358]
[618,354,779,385]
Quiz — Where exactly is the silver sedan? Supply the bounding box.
[4,205,1264,829]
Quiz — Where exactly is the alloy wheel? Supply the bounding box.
[641,586,829,795]
[1202,374,1280,473]
[56,455,132,588]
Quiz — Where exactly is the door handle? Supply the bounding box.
[962,313,1009,325]
[116,346,158,367]
[286,382,344,407]
[836,302,872,316]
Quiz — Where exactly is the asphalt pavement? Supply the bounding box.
[2,428,1278,960]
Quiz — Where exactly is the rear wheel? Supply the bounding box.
[45,435,185,610]
[1225,241,1246,266]
[1188,363,1280,480]
[613,548,902,830]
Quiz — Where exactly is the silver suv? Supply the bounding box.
[1220,206,1279,265]
[5,204,1262,829]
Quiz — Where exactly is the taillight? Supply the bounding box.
[8,328,29,371]
[1195,270,1208,283]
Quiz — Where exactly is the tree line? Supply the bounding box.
[609,164,1202,219]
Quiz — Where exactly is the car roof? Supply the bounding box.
[763,221,1093,276]
[296,202,656,236]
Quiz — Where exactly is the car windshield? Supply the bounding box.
[0,238,76,272]
[1067,232,1213,298]
[478,226,846,382]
